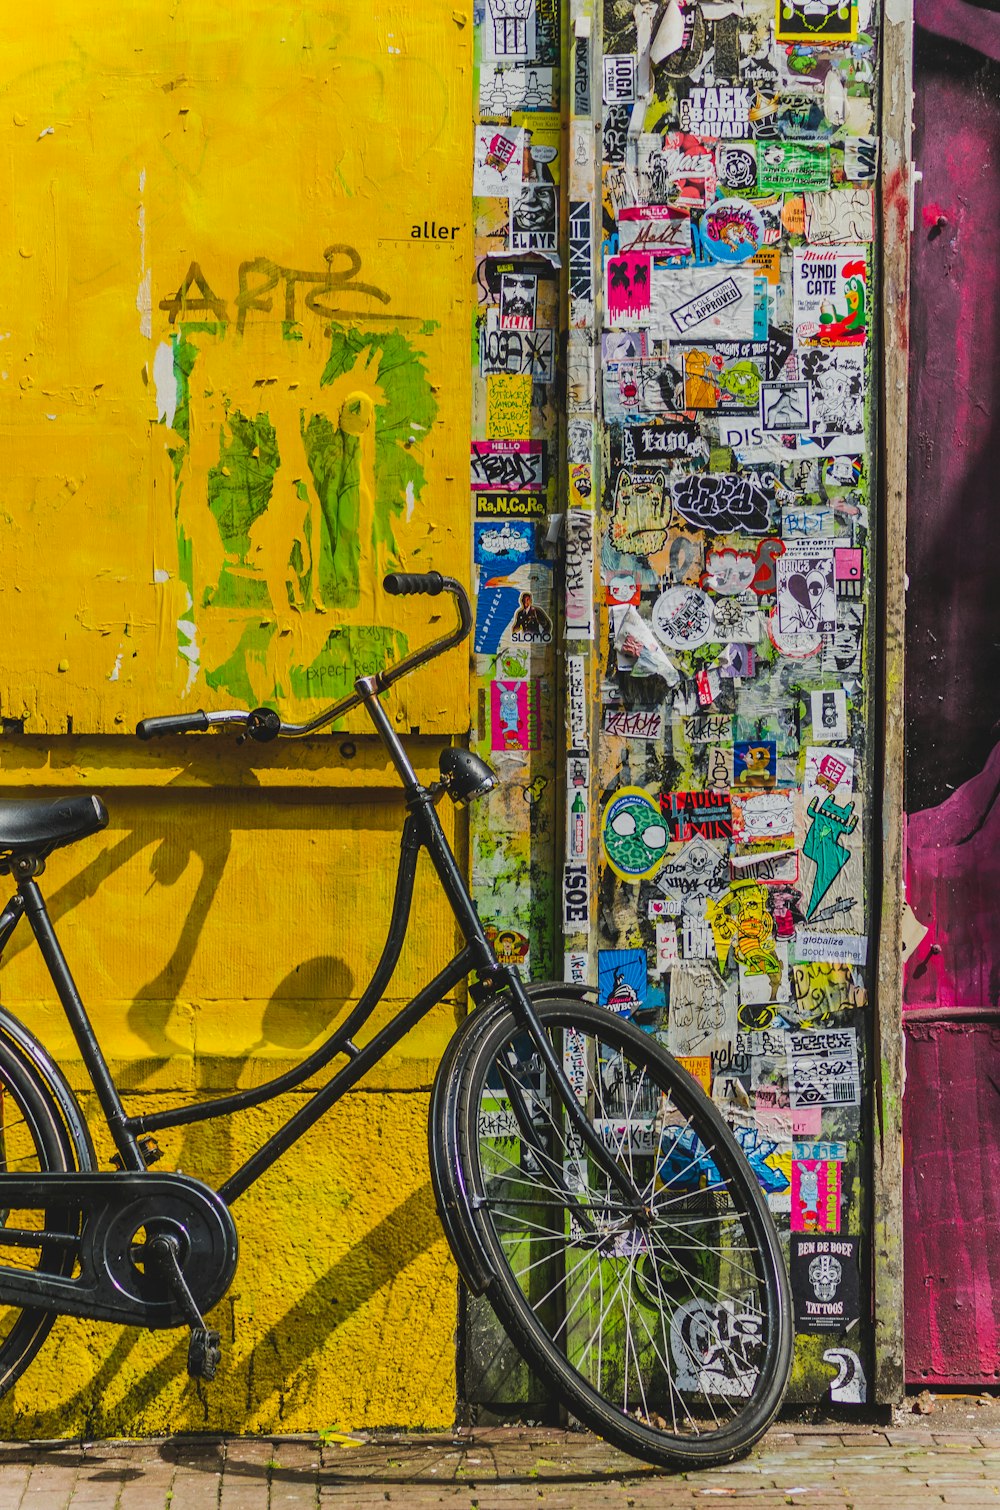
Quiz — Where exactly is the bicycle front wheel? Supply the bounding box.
[451,996,793,1468]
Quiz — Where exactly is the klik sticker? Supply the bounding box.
[499,269,537,329]
[601,787,669,882]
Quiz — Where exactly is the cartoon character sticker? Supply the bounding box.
[699,198,766,265]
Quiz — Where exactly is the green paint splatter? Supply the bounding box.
[206,411,280,563]
[161,321,436,706]
[205,620,276,707]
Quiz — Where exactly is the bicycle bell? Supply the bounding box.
[438,746,497,805]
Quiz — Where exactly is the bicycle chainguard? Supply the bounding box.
[188,1327,222,1381]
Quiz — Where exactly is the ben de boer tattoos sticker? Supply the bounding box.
[791,1236,860,1332]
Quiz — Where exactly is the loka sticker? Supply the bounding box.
[699,198,766,265]
[601,787,669,882]
[651,585,716,650]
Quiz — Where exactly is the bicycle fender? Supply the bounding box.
[0,1007,96,1171]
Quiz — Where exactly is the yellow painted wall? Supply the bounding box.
[0,1,472,1434]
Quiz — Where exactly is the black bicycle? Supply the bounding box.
[0,572,792,1468]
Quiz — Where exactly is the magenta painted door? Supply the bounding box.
[904,2,1000,1384]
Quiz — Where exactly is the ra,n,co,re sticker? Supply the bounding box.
[601,787,669,882]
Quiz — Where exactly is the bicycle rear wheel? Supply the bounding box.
[0,1033,80,1397]
[448,996,793,1468]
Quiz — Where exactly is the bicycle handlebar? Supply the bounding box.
[135,573,472,742]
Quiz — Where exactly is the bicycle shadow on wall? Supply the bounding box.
[0,758,465,1437]
[5,1177,453,1438]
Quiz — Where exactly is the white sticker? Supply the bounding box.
[788,1029,860,1109]
[654,921,680,972]
[567,655,588,752]
[565,510,594,638]
[795,932,868,965]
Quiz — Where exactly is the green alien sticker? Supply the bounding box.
[601,786,669,883]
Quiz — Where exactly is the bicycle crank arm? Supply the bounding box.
[0,1172,238,1328]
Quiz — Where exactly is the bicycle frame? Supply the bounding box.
[0,674,643,1215]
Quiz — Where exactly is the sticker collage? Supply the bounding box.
[471,0,877,1401]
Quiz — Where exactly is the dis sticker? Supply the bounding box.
[601,787,669,882]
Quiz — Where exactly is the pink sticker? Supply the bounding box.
[791,1159,842,1232]
[605,252,652,323]
[792,1106,822,1137]
[490,680,540,752]
[834,547,862,582]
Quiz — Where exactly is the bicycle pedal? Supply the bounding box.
[187,1327,221,1381]
[109,1135,163,1170]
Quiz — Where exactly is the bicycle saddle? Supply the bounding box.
[0,795,108,859]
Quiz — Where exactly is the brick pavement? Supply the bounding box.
[0,1421,998,1508]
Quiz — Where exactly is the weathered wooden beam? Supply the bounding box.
[873,0,914,1408]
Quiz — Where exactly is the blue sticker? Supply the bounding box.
[733,739,777,789]
[474,519,537,568]
[753,276,769,340]
[598,947,648,1015]
[474,582,521,653]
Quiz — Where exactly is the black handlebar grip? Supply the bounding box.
[135,711,211,740]
[383,571,444,597]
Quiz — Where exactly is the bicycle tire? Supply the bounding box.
[0,1031,81,1398]
[445,995,793,1468]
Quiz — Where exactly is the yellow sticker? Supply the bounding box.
[486,373,533,439]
